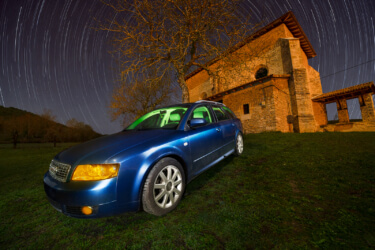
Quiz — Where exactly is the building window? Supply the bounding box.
[243,104,249,114]
[255,67,268,79]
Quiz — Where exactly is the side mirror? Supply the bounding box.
[189,118,207,128]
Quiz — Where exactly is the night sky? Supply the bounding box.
[1,0,375,135]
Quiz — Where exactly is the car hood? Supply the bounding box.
[55,130,173,166]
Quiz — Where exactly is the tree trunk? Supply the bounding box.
[178,75,190,103]
[12,131,18,149]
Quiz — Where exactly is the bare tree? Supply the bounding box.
[66,118,80,128]
[41,109,59,147]
[110,72,176,127]
[41,109,57,122]
[98,0,264,102]
[4,116,26,148]
[66,118,99,142]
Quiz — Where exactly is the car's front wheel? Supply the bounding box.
[142,157,185,216]
[234,133,244,156]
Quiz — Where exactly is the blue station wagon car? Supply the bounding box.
[44,101,244,217]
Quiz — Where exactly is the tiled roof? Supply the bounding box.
[312,82,375,102]
[238,11,316,59]
[206,74,290,101]
[185,11,316,81]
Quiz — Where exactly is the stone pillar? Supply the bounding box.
[279,38,316,133]
[312,102,328,126]
[291,69,316,132]
[337,99,349,123]
[359,93,375,122]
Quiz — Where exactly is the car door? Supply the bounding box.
[186,105,222,174]
[211,105,236,155]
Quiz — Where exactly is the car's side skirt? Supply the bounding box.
[193,140,234,164]
[189,148,234,182]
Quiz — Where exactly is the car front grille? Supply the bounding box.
[49,160,71,182]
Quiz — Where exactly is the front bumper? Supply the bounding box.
[43,172,138,218]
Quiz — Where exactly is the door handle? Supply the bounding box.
[216,128,221,132]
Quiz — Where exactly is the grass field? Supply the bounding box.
[0,133,374,249]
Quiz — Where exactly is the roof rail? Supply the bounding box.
[195,100,225,105]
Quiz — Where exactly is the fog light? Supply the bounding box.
[82,206,93,215]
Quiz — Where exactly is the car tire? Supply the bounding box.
[142,157,185,216]
[234,133,244,156]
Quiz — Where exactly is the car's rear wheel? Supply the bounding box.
[234,133,244,156]
[142,157,185,216]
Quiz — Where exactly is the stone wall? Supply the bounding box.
[312,102,328,127]
[185,13,375,133]
[314,92,375,132]
[360,93,375,122]
[273,79,293,132]
[279,38,318,132]
[308,68,325,129]
[337,99,350,123]
[222,77,291,133]
[186,22,322,133]
[186,24,295,102]
[289,68,316,132]
[321,121,375,132]
[223,82,275,133]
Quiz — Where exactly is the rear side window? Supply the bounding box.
[212,106,230,121]
[222,106,237,119]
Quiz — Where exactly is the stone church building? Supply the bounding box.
[185,12,375,133]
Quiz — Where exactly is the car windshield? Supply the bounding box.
[125,106,189,131]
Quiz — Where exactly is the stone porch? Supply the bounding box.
[312,82,375,132]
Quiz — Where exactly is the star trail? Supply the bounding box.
[1,0,374,134]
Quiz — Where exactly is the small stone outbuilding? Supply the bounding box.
[185,11,375,133]
[312,82,375,132]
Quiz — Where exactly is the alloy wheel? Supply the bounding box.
[237,134,243,154]
[153,165,183,208]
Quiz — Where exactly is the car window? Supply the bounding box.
[126,106,189,130]
[212,106,230,121]
[189,106,212,124]
[140,113,162,128]
[222,106,236,119]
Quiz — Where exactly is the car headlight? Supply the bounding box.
[71,164,120,181]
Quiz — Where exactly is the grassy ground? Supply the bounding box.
[0,133,374,249]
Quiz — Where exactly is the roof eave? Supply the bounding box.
[205,74,291,101]
[312,82,375,103]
